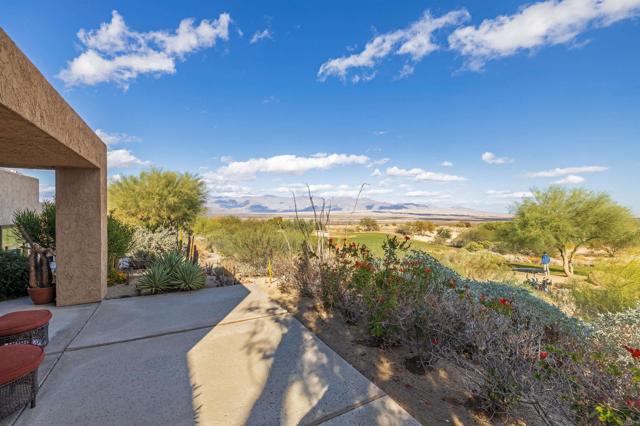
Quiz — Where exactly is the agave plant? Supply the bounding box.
[157,250,184,275]
[171,262,205,291]
[136,264,172,295]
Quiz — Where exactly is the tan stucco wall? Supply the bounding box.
[0,29,107,306]
[0,169,39,226]
[0,28,106,169]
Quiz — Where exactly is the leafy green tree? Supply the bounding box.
[107,215,135,272]
[108,169,207,233]
[359,217,380,231]
[510,186,638,277]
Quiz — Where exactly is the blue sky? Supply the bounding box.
[2,0,639,213]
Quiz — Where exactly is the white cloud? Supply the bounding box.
[441,161,453,167]
[482,151,514,164]
[405,190,451,198]
[373,130,388,136]
[250,29,273,44]
[59,10,231,88]
[318,9,470,82]
[218,153,370,178]
[487,190,534,199]
[527,165,607,177]
[367,157,390,167]
[274,183,335,193]
[449,0,640,70]
[95,128,141,146]
[262,95,278,104]
[107,149,151,168]
[371,168,383,177]
[386,166,467,182]
[554,174,586,184]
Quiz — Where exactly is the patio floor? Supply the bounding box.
[1,284,419,426]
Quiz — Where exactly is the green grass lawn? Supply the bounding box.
[339,232,459,259]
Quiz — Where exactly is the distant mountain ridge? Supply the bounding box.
[207,195,511,220]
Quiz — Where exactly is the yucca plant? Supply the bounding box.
[136,264,172,295]
[171,262,205,291]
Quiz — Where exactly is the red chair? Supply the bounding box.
[0,344,44,418]
[0,310,52,347]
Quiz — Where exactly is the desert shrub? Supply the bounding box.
[359,218,380,231]
[571,260,640,317]
[434,249,516,282]
[136,264,172,295]
[0,250,29,300]
[107,215,135,283]
[287,236,640,423]
[130,226,178,267]
[434,227,452,244]
[464,241,485,252]
[200,217,308,273]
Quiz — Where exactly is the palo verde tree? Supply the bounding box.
[509,186,638,277]
[108,169,207,234]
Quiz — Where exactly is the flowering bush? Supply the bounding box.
[290,236,639,424]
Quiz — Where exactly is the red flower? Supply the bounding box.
[623,345,640,359]
[539,351,549,361]
[431,338,439,345]
[423,267,432,274]
[626,398,640,409]
[498,298,510,306]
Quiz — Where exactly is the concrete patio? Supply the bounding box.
[0,285,419,426]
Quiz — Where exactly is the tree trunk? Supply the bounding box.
[560,249,573,277]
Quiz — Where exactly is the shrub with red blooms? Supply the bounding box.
[289,236,640,424]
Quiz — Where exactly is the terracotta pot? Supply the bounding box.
[27,287,55,305]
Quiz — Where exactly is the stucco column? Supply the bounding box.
[55,166,107,306]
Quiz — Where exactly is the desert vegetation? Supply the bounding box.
[191,186,640,424]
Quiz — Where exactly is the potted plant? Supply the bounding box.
[13,203,56,304]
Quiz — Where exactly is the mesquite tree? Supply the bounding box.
[509,186,638,277]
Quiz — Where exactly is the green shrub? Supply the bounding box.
[171,262,205,291]
[131,226,178,266]
[107,215,135,281]
[136,264,172,295]
[572,260,640,317]
[200,217,308,273]
[13,201,56,249]
[0,250,29,300]
[359,218,380,231]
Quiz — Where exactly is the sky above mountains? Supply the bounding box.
[2,0,639,213]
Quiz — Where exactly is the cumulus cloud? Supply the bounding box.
[250,29,273,44]
[218,153,370,178]
[371,168,383,177]
[318,9,470,82]
[107,149,151,168]
[58,10,231,88]
[482,151,514,164]
[554,174,586,184]
[441,161,453,167]
[449,0,640,70]
[527,165,607,177]
[386,166,467,182]
[95,128,141,145]
[487,190,534,199]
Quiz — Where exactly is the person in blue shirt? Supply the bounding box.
[541,252,551,276]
